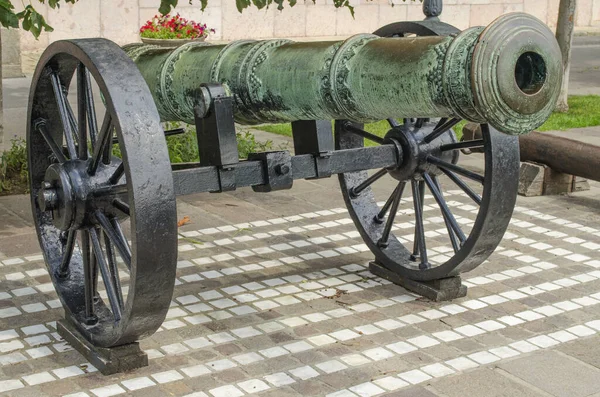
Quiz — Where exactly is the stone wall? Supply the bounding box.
[9,0,600,74]
[1,28,23,77]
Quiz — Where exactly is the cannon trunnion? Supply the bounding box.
[26,12,561,371]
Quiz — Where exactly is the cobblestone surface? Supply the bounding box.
[2,174,600,396]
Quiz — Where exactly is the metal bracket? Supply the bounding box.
[291,120,334,179]
[248,151,293,192]
[194,83,239,192]
[313,151,332,179]
[215,166,236,192]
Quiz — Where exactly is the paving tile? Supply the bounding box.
[431,367,546,397]
[499,351,600,397]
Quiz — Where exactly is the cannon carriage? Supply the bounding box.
[26,11,562,369]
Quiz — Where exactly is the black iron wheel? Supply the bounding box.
[335,22,520,281]
[27,39,177,347]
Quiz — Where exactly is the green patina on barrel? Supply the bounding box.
[124,13,562,136]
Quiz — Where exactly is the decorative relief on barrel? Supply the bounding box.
[237,39,292,122]
[426,39,451,106]
[123,43,174,120]
[329,34,378,120]
[320,42,343,117]
[209,40,256,83]
[442,27,485,123]
[160,42,212,122]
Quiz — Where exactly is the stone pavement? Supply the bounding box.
[1,167,600,396]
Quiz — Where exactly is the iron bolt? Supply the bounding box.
[39,183,58,212]
[275,164,290,176]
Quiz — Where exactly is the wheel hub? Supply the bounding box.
[39,160,118,231]
[384,122,458,182]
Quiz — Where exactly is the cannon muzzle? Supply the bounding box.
[126,13,561,135]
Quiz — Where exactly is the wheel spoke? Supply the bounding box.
[432,176,461,253]
[104,232,124,309]
[111,218,132,269]
[424,173,466,245]
[95,210,131,270]
[90,237,99,302]
[439,167,482,205]
[109,163,125,185]
[84,68,99,147]
[387,118,399,128]
[102,125,113,165]
[440,139,484,152]
[88,112,113,175]
[343,122,384,144]
[412,180,425,258]
[50,72,78,160]
[423,118,461,143]
[89,228,123,321]
[58,230,76,277]
[77,63,89,160]
[36,121,67,164]
[80,230,97,322]
[411,180,429,269]
[351,169,387,197]
[375,181,405,223]
[112,198,130,216]
[427,155,485,184]
[65,101,79,150]
[377,182,404,247]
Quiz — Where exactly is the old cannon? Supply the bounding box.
[26,12,561,369]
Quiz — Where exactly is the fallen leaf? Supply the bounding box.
[177,216,191,227]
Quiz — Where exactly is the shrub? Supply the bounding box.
[0,138,28,194]
[161,123,273,162]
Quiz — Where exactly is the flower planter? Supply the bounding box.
[140,37,206,47]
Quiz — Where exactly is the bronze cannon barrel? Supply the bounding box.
[125,13,562,136]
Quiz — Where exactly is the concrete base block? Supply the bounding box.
[369,261,467,302]
[518,161,589,196]
[573,176,590,192]
[57,319,148,375]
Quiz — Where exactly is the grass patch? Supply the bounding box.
[254,95,600,139]
[256,120,465,145]
[538,95,600,131]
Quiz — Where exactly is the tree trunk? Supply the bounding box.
[555,0,576,113]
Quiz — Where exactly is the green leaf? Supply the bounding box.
[288,0,297,7]
[235,0,251,12]
[199,0,208,11]
[16,5,53,38]
[0,0,19,28]
[252,0,267,9]
[346,3,354,17]
[47,0,60,9]
[159,0,178,15]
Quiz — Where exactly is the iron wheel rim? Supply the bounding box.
[27,39,178,347]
